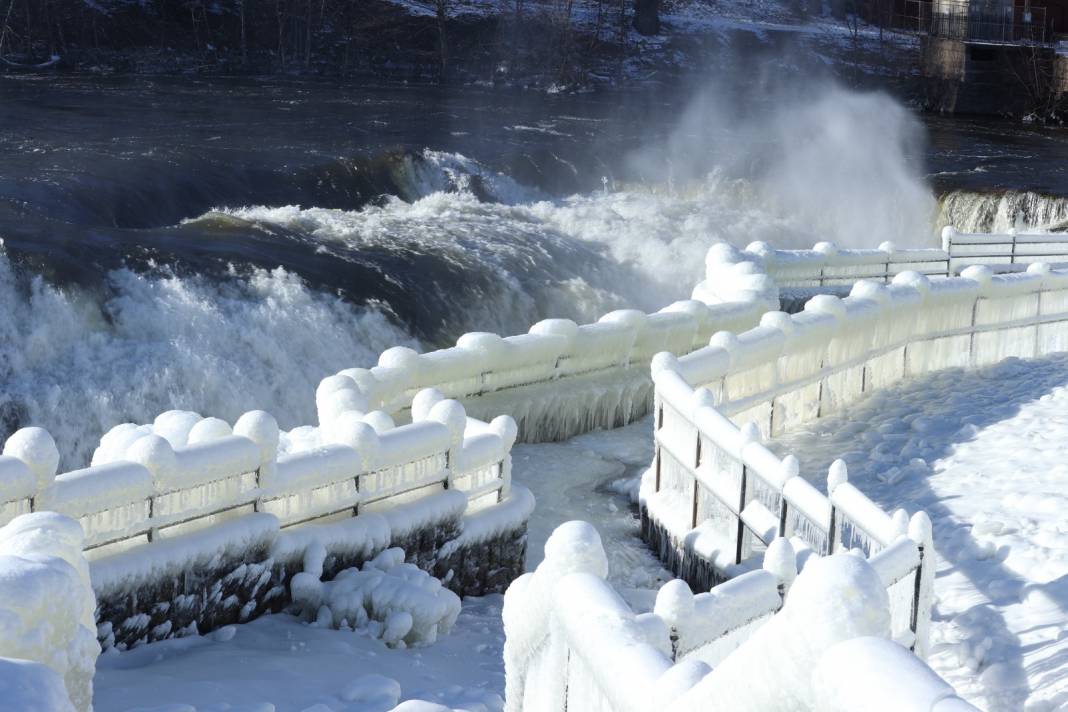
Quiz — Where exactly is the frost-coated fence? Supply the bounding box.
[0,395,516,561]
[504,521,978,712]
[647,261,1068,658]
[318,299,772,443]
[717,227,1068,295]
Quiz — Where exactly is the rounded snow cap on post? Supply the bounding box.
[1027,261,1052,276]
[529,317,579,342]
[828,459,849,492]
[908,510,933,544]
[362,410,395,434]
[411,388,445,422]
[3,427,60,491]
[316,374,357,406]
[850,279,891,307]
[813,241,839,257]
[763,537,797,589]
[804,294,847,321]
[878,241,896,255]
[543,520,608,579]
[690,387,717,412]
[490,415,519,450]
[187,417,233,445]
[961,264,994,289]
[650,351,680,377]
[378,346,420,373]
[337,368,380,401]
[153,410,203,448]
[328,414,379,464]
[654,579,694,623]
[941,224,958,252]
[125,434,177,486]
[705,242,744,269]
[321,388,368,426]
[745,241,774,259]
[708,330,740,356]
[456,332,505,363]
[760,311,797,339]
[740,422,761,445]
[892,270,931,297]
[428,399,467,443]
[599,309,647,331]
[234,410,280,463]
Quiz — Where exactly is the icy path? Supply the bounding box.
[768,353,1068,712]
[93,422,660,711]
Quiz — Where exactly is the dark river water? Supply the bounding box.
[1,73,1066,466]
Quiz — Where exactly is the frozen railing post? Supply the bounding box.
[826,459,848,555]
[3,427,60,507]
[429,399,467,490]
[763,537,797,604]
[654,579,694,661]
[909,511,934,659]
[234,410,280,504]
[735,422,761,564]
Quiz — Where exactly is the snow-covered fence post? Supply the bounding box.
[654,579,694,661]
[3,427,60,509]
[879,241,895,283]
[826,459,848,555]
[429,400,467,490]
[961,264,992,369]
[777,455,799,538]
[909,511,935,659]
[490,415,518,500]
[763,537,797,605]
[124,435,176,542]
[234,410,280,508]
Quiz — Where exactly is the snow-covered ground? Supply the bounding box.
[92,421,663,712]
[767,353,1068,712]
[92,352,1068,710]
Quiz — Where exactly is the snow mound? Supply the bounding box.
[0,512,98,712]
[291,547,461,648]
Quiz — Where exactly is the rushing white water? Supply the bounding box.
[0,254,415,468]
[938,189,1068,233]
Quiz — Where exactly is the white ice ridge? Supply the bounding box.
[0,390,520,564]
[0,512,98,712]
[313,247,774,443]
[504,521,975,712]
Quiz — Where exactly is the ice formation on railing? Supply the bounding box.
[312,259,773,443]
[504,521,974,712]
[0,512,98,712]
[0,387,518,563]
[645,255,1068,669]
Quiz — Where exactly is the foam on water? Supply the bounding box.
[0,253,415,468]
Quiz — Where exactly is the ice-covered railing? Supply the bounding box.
[317,295,772,443]
[705,228,1068,297]
[503,521,976,712]
[943,226,1068,273]
[0,393,517,560]
[699,240,951,296]
[648,261,1068,658]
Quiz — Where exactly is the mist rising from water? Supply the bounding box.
[628,82,939,249]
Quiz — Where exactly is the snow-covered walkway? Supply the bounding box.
[767,353,1068,712]
[92,422,662,712]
